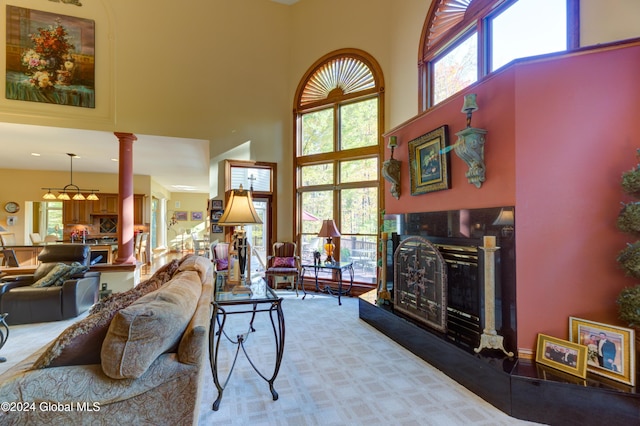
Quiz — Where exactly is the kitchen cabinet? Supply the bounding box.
[91,194,118,215]
[10,246,43,266]
[134,194,145,225]
[63,199,91,224]
[63,194,145,225]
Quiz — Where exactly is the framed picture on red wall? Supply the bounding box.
[408,125,451,195]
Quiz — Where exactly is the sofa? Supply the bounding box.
[0,254,213,426]
[0,244,101,325]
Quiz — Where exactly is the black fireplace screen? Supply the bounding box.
[394,236,447,332]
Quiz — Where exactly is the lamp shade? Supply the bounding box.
[317,219,341,238]
[461,93,479,113]
[42,190,57,200]
[217,185,263,226]
[493,208,514,226]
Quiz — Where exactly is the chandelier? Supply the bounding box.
[42,153,100,201]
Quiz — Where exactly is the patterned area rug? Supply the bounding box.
[198,291,541,426]
[0,292,541,425]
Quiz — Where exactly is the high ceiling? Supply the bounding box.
[0,123,210,194]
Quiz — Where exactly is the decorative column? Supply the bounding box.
[475,236,513,357]
[377,232,391,304]
[113,132,137,264]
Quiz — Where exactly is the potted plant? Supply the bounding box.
[616,150,640,348]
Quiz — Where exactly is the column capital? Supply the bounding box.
[113,132,138,144]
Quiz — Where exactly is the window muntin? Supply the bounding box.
[433,32,478,105]
[490,0,567,71]
[340,98,378,150]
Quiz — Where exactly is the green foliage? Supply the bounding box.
[617,242,640,279]
[616,202,640,234]
[617,150,640,327]
[621,166,640,196]
[617,285,640,327]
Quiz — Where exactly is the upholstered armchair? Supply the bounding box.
[211,242,230,292]
[265,242,301,293]
[0,244,100,325]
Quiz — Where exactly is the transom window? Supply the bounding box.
[294,49,384,286]
[420,0,578,110]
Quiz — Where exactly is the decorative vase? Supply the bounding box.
[55,69,73,86]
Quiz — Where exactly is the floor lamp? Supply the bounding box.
[217,185,263,286]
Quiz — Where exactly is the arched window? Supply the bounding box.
[294,48,384,286]
[419,0,579,111]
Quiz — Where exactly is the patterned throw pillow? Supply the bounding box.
[53,262,89,286]
[31,263,72,288]
[272,257,295,268]
[32,259,182,369]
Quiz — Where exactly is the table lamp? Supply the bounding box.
[317,219,341,263]
[217,184,263,285]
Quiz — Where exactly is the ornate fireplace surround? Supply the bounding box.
[360,207,639,424]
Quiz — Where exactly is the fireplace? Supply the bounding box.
[387,207,517,354]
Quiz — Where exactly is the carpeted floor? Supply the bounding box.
[0,291,543,425]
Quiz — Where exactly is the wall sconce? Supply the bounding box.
[454,94,487,188]
[381,136,401,199]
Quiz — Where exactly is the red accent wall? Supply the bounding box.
[386,43,640,354]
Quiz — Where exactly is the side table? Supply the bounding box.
[209,285,285,411]
[300,261,354,305]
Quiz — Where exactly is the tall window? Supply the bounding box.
[294,49,384,286]
[420,0,578,110]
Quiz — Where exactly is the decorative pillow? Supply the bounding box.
[272,257,296,268]
[89,259,180,315]
[215,258,228,271]
[31,263,72,288]
[33,259,182,369]
[101,270,201,379]
[53,262,89,286]
[177,255,212,282]
[32,309,114,368]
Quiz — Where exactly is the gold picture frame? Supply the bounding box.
[536,333,588,378]
[569,317,636,386]
[408,125,450,195]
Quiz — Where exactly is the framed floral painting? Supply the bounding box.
[5,5,95,108]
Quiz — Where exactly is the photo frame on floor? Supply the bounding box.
[535,333,588,378]
[569,317,636,386]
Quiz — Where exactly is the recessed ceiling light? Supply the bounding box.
[31,152,40,156]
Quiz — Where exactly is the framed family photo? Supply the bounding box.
[569,317,636,386]
[536,333,588,378]
[408,125,451,195]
